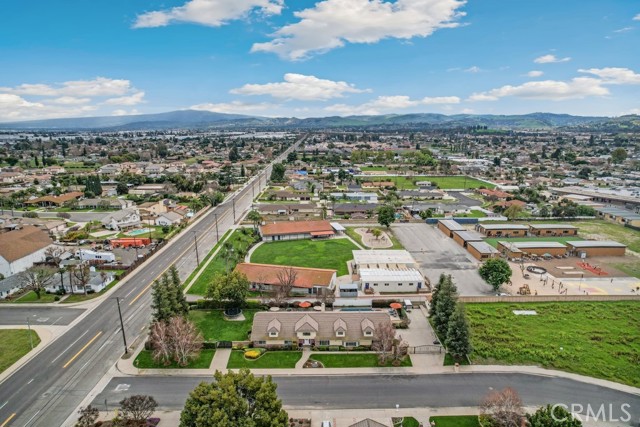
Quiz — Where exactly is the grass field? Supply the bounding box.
[363,175,494,190]
[14,292,59,303]
[611,262,640,279]
[227,350,302,369]
[392,417,420,427]
[429,416,480,427]
[484,236,583,248]
[467,302,640,387]
[187,229,257,296]
[0,330,40,374]
[250,238,358,276]
[189,309,257,342]
[134,349,215,369]
[309,353,412,368]
[345,227,404,249]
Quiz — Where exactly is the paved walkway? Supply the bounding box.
[210,348,231,371]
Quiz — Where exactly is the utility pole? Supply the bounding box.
[115,297,128,354]
[192,231,200,265]
[27,317,33,349]
[232,198,236,223]
[214,213,219,243]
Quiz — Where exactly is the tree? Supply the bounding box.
[116,182,129,195]
[372,320,396,365]
[228,146,240,162]
[270,163,286,182]
[179,369,289,427]
[377,204,396,228]
[480,387,524,427]
[206,271,249,310]
[479,258,512,292]
[432,275,458,339]
[539,205,550,218]
[445,303,472,361]
[610,147,627,164]
[371,228,382,240]
[151,268,188,323]
[419,209,433,220]
[429,274,448,317]
[150,316,203,366]
[274,266,297,305]
[70,263,91,295]
[247,210,262,232]
[75,405,99,427]
[286,151,297,163]
[23,266,56,299]
[119,395,158,426]
[503,204,523,221]
[526,405,583,427]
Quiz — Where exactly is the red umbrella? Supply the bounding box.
[390,302,402,309]
[299,301,312,308]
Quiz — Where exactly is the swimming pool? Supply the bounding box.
[126,228,153,236]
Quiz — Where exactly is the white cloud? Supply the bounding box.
[103,91,146,106]
[112,109,140,116]
[49,96,92,105]
[0,77,133,97]
[578,67,640,85]
[251,0,466,60]
[133,0,283,28]
[633,14,640,21]
[190,101,277,114]
[468,77,609,101]
[230,73,369,101]
[613,26,633,33]
[0,93,98,122]
[464,66,482,73]
[325,94,460,115]
[526,70,544,77]
[534,54,571,64]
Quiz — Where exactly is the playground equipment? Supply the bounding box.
[518,284,531,295]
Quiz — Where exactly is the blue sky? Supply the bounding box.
[0,0,639,121]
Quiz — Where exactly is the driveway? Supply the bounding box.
[392,223,490,296]
[448,191,483,207]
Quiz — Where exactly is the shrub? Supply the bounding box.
[244,349,262,359]
[54,296,60,301]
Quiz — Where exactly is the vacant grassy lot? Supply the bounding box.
[0,330,40,374]
[187,229,257,296]
[250,238,358,276]
[428,416,480,427]
[227,350,302,369]
[189,309,257,342]
[467,302,640,386]
[484,236,583,248]
[134,349,215,369]
[345,227,404,249]
[363,175,494,190]
[310,353,412,368]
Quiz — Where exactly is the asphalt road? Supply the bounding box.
[392,223,490,296]
[94,374,640,422]
[448,191,483,207]
[0,307,85,326]
[0,138,303,427]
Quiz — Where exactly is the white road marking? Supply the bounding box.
[0,401,7,410]
[50,330,90,364]
[22,409,40,426]
[124,288,136,298]
[50,316,63,326]
[27,379,34,385]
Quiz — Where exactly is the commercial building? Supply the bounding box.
[259,220,336,241]
[566,241,627,257]
[352,250,416,273]
[235,263,336,295]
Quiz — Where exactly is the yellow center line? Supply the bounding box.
[1,413,16,427]
[62,331,103,369]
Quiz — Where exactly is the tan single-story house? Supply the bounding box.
[250,311,391,348]
[566,241,626,257]
[235,263,337,295]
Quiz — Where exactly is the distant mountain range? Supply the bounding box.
[1,109,639,131]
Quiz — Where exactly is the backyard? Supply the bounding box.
[466,301,640,387]
[484,236,584,248]
[250,238,358,276]
[189,309,257,342]
[309,353,412,368]
[227,350,302,369]
[0,330,40,374]
[186,229,257,296]
[133,349,215,369]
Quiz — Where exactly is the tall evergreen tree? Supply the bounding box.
[445,303,472,361]
[433,275,458,339]
[429,273,448,317]
[169,266,189,316]
[151,278,171,322]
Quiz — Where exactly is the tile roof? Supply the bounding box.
[260,220,334,236]
[235,263,336,289]
[0,225,52,263]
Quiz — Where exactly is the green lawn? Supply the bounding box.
[0,330,40,374]
[467,302,640,387]
[345,227,404,249]
[444,353,470,366]
[15,292,59,303]
[62,279,120,304]
[187,229,258,296]
[227,350,302,369]
[250,238,358,276]
[133,349,215,369]
[310,353,412,368]
[189,309,257,342]
[392,417,420,427]
[484,236,583,248]
[363,175,494,190]
[429,416,480,427]
[611,262,640,279]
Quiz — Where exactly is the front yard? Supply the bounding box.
[309,353,412,368]
[250,238,358,276]
[467,301,640,387]
[428,416,480,427]
[133,349,215,369]
[227,350,302,369]
[0,330,40,374]
[189,309,257,342]
[13,292,58,303]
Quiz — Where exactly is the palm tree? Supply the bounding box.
[247,210,262,232]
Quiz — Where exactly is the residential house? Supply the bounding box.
[45,270,115,294]
[0,273,27,299]
[155,211,183,226]
[330,192,378,203]
[138,200,169,216]
[273,191,312,202]
[24,192,83,207]
[250,311,391,348]
[235,263,336,295]
[129,184,169,196]
[0,225,54,277]
[259,220,336,241]
[333,203,378,218]
[77,198,133,210]
[101,209,141,231]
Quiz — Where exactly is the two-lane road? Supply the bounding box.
[0,137,303,427]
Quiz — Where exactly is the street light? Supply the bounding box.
[115,297,128,355]
[192,231,200,265]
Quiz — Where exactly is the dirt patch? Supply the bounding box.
[354,227,393,248]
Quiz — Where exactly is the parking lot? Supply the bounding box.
[392,223,490,296]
